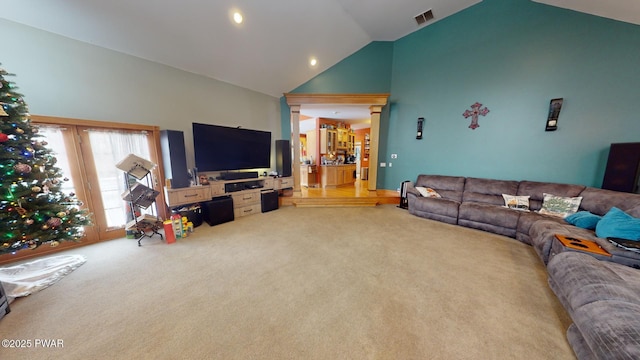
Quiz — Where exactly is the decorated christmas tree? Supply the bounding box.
[0,66,91,254]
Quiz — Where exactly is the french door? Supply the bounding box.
[76,125,163,240]
[33,117,166,241]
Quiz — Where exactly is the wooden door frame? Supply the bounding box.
[284,93,389,194]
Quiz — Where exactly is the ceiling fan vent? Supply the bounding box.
[414,9,434,26]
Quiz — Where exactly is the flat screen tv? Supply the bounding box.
[192,122,272,172]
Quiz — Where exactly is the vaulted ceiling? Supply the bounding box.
[1,0,638,101]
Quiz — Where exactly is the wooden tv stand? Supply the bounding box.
[164,176,293,218]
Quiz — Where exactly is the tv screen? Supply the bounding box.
[193,123,272,172]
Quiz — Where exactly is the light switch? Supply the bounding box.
[380,162,386,167]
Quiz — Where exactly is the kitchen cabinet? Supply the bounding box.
[320,128,337,154]
[363,133,370,160]
[320,164,356,188]
[336,128,356,154]
[301,165,318,187]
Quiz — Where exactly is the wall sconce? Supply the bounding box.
[416,117,424,139]
[545,98,563,131]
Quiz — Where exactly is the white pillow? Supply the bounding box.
[415,186,441,198]
[538,193,582,218]
[502,194,530,211]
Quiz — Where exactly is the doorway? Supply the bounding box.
[285,93,389,194]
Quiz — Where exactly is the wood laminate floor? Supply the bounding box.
[281,179,401,207]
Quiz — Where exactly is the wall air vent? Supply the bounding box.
[414,9,434,26]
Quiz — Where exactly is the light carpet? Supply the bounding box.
[0,205,574,359]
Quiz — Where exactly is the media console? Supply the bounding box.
[164,176,293,219]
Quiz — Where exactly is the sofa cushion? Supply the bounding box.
[548,252,640,359]
[548,252,640,312]
[565,211,602,230]
[408,196,460,225]
[414,175,465,202]
[517,181,585,211]
[596,207,640,241]
[515,211,566,246]
[462,177,519,206]
[579,187,640,217]
[458,202,521,237]
[566,324,595,360]
[572,300,640,360]
[538,193,582,218]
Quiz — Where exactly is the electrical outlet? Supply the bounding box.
[391,154,398,159]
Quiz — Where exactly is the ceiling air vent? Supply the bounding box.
[414,9,434,26]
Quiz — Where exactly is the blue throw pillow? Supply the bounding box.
[595,207,640,240]
[565,211,602,230]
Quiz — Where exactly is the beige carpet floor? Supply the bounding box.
[0,205,574,360]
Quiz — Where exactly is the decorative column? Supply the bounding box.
[290,105,302,195]
[368,105,383,193]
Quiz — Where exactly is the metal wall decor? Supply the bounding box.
[462,102,490,130]
[545,98,563,131]
[416,117,424,139]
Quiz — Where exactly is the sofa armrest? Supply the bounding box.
[405,182,419,198]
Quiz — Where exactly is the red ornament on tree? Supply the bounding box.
[0,132,8,142]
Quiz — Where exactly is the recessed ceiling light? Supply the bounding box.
[309,57,318,67]
[233,12,243,24]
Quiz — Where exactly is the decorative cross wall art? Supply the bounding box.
[462,102,490,130]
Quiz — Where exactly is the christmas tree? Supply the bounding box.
[0,66,91,254]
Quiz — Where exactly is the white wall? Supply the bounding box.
[0,19,281,171]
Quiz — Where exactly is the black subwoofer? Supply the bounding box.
[261,190,279,213]
[202,196,234,226]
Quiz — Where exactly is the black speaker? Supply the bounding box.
[219,171,259,180]
[276,140,292,177]
[160,130,190,189]
[261,190,279,213]
[399,180,411,209]
[202,196,234,226]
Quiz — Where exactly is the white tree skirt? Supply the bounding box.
[0,254,86,303]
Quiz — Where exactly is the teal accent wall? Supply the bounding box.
[287,0,640,189]
[280,41,394,140]
[386,0,640,189]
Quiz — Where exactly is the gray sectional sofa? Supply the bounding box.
[406,174,640,359]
